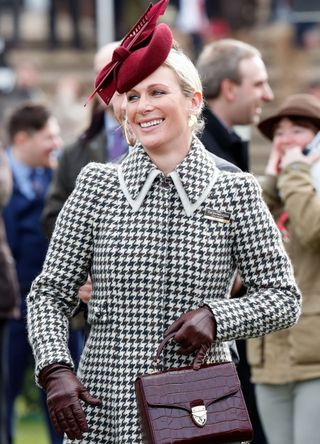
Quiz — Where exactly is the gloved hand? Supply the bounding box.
[164,306,216,370]
[39,363,102,440]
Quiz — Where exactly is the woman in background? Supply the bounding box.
[248,93,320,444]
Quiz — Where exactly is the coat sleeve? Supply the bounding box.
[205,173,301,342]
[27,163,103,377]
[277,163,320,249]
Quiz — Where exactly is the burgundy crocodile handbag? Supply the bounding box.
[135,334,253,444]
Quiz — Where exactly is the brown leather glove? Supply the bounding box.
[39,363,102,440]
[164,306,216,370]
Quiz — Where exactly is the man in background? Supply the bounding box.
[197,38,273,172]
[2,103,83,444]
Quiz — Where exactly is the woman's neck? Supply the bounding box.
[143,135,192,175]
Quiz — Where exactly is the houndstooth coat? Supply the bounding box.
[27,137,301,443]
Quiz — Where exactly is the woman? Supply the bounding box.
[27,1,301,443]
[247,93,320,444]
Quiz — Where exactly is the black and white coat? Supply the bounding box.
[27,137,301,443]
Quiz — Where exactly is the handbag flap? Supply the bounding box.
[137,362,240,412]
[135,361,253,443]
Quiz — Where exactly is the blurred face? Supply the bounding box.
[109,91,127,124]
[126,65,198,153]
[24,117,62,168]
[273,117,315,153]
[232,56,273,125]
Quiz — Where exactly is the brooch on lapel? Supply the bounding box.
[204,208,231,224]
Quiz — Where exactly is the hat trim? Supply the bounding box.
[258,112,320,140]
[86,0,170,106]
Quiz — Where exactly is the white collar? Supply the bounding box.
[118,137,219,216]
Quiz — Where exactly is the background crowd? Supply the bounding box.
[0,1,319,443]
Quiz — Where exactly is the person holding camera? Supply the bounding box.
[247,93,320,444]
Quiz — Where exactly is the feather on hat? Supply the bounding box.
[87,0,173,105]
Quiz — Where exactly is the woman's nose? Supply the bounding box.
[137,94,153,113]
[279,133,296,147]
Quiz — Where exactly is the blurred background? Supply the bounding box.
[1,0,320,442]
[1,0,320,174]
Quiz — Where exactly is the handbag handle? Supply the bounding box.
[154,332,176,363]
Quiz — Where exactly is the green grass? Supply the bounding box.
[14,388,50,444]
[16,415,49,444]
[12,367,57,443]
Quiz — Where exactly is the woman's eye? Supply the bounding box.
[127,94,139,102]
[152,90,165,96]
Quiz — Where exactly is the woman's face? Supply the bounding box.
[126,65,200,153]
[273,117,316,153]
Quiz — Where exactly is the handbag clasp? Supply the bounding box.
[191,404,207,427]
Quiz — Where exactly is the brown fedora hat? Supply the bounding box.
[258,94,320,140]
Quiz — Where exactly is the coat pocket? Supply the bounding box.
[289,314,320,364]
[246,337,264,367]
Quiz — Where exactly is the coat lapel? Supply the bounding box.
[118,137,220,215]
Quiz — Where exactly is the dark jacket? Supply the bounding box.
[3,169,52,298]
[0,217,20,319]
[200,106,249,172]
[0,150,20,319]
[42,112,108,238]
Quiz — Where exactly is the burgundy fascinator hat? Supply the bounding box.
[88,0,173,106]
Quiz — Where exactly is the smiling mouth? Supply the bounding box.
[139,119,164,128]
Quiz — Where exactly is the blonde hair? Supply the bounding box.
[164,46,204,134]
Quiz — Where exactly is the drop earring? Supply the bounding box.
[188,114,197,128]
[122,119,137,147]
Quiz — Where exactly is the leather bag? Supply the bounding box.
[135,334,253,444]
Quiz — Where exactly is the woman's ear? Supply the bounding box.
[190,91,202,115]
